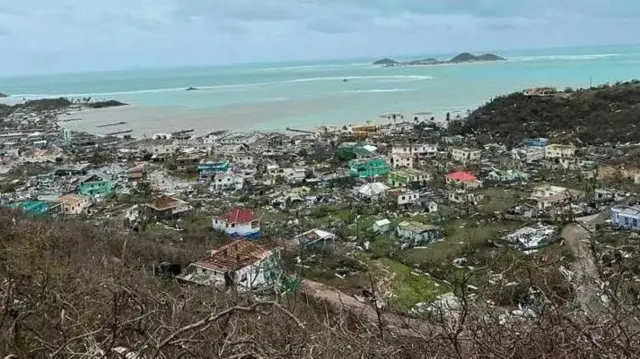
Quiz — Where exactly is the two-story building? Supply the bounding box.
[198,159,231,181]
[145,195,192,220]
[390,143,437,169]
[544,144,576,160]
[78,174,114,198]
[55,194,91,215]
[212,172,245,190]
[348,157,390,178]
[387,169,432,188]
[450,147,482,163]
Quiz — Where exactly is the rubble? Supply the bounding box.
[4,96,640,320]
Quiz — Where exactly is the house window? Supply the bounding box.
[401,196,405,200]
[231,223,236,228]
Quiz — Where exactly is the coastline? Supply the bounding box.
[57,103,453,138]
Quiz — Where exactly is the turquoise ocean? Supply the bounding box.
[2,44,640,131]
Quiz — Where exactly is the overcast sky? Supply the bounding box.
[0,0,638,75]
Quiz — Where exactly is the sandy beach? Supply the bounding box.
[57,105,259,137]
[56,102,441,138]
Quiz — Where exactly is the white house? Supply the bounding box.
[511,147,545,163]
[212,172,245,190]
[388,188,420,206]
[373,219,391,233]
[55,194,91,215]
[450,148,482,163]
[177,240,281,290]
[448,189,479,205]
[355,182,389,200]
[212,208,261,239]
[283,168,307,183]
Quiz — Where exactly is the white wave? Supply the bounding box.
[342,89,410,94]
[289,75,432,83]
[8,75,432,98]
[510,53,621,62]
[259,62,370,72]
[247,96,289,103]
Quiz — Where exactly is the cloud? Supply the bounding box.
[0,0,638,74]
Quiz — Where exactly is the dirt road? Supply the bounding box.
[299,279,442,336]
[562,219,605,316]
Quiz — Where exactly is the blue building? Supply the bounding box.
[198,159,230,181]
[522,138,549,148]
[611,205,640,230]
[9,201,53,216]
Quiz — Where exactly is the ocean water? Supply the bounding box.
[2,44,640,132]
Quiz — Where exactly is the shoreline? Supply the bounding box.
[57,104,454,138]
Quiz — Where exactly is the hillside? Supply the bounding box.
[458,81,640,146]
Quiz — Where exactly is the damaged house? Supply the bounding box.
[145,195,192,220]
[502,224,557,251]
[292,229,336,253]
[177,240,281,291]
[396,221,443,248]
[529,185,583,210]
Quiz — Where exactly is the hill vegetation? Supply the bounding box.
[455,80,640,146]
[373,52,505,67]
[86,99,128,109]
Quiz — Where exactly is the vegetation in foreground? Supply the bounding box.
[2,211,640,358]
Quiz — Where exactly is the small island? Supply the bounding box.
[86,100,128,109]
[373,52,505,67]
[0,92,7,98]
[186,87,199,91]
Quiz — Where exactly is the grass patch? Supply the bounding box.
[476,187,529,214]
[377,258,447,311]
[401,219,521,268]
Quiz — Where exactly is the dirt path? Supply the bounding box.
[299,279,440,336]
[562,220,604,316]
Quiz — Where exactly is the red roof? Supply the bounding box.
[217,208,256,224]
[446,171,477,182]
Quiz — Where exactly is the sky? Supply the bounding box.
[0,0,638,75]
